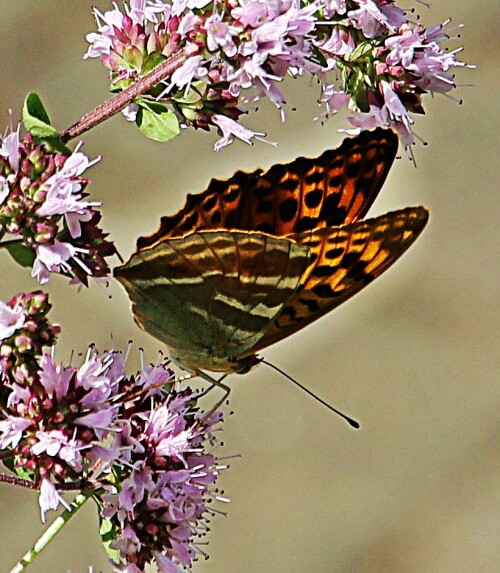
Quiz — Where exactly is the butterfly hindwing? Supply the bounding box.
[137,128,398,248]
[253,207,429,351]
[114,230,310,371]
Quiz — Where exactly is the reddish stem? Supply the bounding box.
[61,49,187,142]
[0,473,38,490]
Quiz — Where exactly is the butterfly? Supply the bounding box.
[114,128,428,374]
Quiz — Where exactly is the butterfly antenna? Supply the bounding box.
[259,358,360,429]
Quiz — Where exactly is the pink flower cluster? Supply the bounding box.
[102,396,225,572]
[85,0,468,148]
[0,121,116,285]
[0,292,226,573]
[0,291,60,388]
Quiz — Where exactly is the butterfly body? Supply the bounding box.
[115,129,428,373]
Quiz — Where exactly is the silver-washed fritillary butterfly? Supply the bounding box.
[114,129,428,373]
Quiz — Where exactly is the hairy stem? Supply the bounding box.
[61,49,187,142]
[0,473,37,489]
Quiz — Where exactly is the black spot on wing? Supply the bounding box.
[299,297,320,313]
[312,283,338,298]
[295,216,319,232]
[304,189,323,209]
[279,198,298,222]
[202,195,217,212]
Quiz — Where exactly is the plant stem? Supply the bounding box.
[8,492,90,573]
[61,48,187,142]
[0,473,38,489]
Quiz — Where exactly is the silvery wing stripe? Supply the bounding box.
[207,232,311,344]
[213,292,283,319]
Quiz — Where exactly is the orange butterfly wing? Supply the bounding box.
[137,128,398,248]
[253,207,429,351]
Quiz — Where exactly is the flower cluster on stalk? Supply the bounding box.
[85,0,469,148]
[0,292,226,573]
[0,120,116,285]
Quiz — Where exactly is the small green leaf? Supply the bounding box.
[142,53,166,75]
[23,93,60,138]
[136,105,180,142]
[41,136,71,155]
[24,92,51,124]
[14,465,35,481]
[347,40,376,62]
[100,518,122,564]
[3,456,35,480]
[6,242,36,268]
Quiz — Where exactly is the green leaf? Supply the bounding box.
[99,518,122,564]
[347,40,376,63]
[3,456,35,480]
[14,465,35,481]
[6,242,36,268]
[23,93,60,138]
[41,136,72,154]
[136,105,180,142]
[24,92,51,124]
[142,52,166,75]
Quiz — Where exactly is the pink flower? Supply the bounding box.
[0,126,116,284]
[385,27,421,67]
[206,13,237,57]
[348,0,395,38]
[154,552,183,573]
[212,114,275,152]
[32,240,85,284]
[167,55,205,93]
[0,121,20,172]
[129,0,169,24]
[381,81,409,121]
[102,387,226,571]
[37,150,100,238]
[0,415,32,449]
[319,87,351,119]
[321,0,348,18]
[379,2,407,28]
[118,470,151,511]
[32,430,84,472]
[319,26,356,58]
[74,408,117,430]
[145,404,192,459]
[1,327,227,567]
[0,300,25,340]
[39,478,61,523]
[39,353,72,401]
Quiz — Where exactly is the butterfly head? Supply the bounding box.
[167,347,260,375]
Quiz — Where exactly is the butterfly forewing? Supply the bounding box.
[253,207,429,351]
[245,127,399,235]
[137,128,398,248]
[115,231,310,371]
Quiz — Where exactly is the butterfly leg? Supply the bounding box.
[190,369,231,427]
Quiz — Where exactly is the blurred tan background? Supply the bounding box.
[0,2,498,572]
